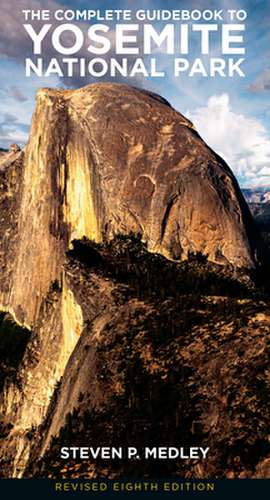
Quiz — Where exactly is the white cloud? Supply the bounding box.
[186,93,270,187]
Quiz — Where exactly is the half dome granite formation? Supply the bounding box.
[0,84,268,479]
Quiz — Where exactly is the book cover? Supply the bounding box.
[0,0,269,497]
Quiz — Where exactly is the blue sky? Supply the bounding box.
[0,0,269,187]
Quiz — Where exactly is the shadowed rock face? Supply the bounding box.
[24,240,270,480]
[0,84,265,478]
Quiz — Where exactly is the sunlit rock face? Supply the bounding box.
[24,83,258,290]
[1,83,258,329]
[61,83,256,268]
[2,85,258,325]
[0,83,261,477]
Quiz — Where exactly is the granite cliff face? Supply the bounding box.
[0,83,268,479]
[32,83,257,269]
